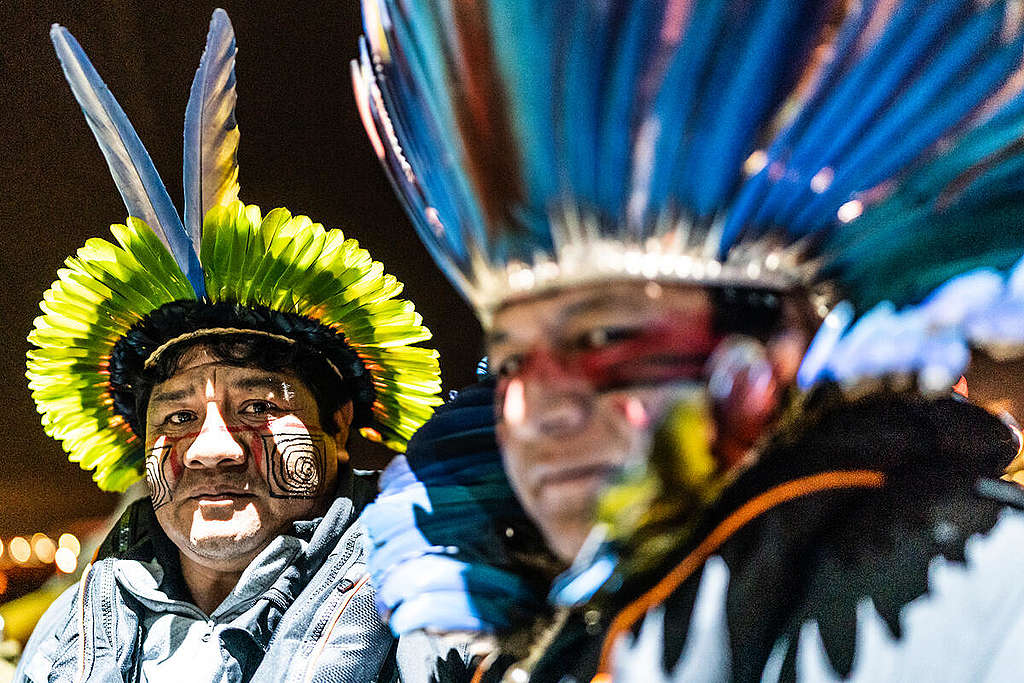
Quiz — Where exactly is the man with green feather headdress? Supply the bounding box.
[14,9,453,682]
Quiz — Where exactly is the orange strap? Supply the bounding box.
[594,469,886,679]
[469,651,499,683]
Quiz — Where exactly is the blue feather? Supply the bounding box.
[183,9,240,253]
[790,5,1016,234]
[645,0,729,221]
[51,24,204,298]
[765,1,969,231]
[718,0,877,250]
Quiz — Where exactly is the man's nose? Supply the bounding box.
[183,402,246,469]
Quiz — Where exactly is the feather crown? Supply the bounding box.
[354,0,1024,338]
[28,9,442,491]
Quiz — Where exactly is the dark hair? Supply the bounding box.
[710,286,816,342]
[109,300,375,439]
[711,287,785,340]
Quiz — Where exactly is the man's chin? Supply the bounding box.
[186,515,265,561]
[539,517,593,564]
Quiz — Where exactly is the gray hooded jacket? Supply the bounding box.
[13,474,462,682]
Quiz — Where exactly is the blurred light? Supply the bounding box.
[9,537,30,564]
[0,538,4,559]
[743,149,768,176]
[0,572,7,595]
[33,536,56,564]
[503,378,526,426]
[59,533,81,557]
[360,427,382,442]
[837,199,864,223]
[810,167,834,193]
[54,547,77,574]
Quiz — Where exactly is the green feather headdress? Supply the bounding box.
[27,10,442,491]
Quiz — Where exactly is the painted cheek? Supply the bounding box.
[260,417,327,464]
[155,438,184,479]
[262,417,322,446]
[266,416,311,432]
[166,424,264,471]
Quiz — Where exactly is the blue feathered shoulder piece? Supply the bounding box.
[355,0,1024,364]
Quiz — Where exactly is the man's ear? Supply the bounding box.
[331,400,355,450]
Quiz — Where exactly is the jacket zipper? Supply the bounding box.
[300,574,369,683]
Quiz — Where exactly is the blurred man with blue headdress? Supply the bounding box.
[355,1,1024,680]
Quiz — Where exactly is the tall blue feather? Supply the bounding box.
[183,9,240,252]
[50,25,205,299]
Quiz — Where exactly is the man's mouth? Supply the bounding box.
[535,463,621,492]
[187,487,254,502]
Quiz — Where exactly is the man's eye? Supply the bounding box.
[165,411,197,426]
[241,401,279,416]
[496,354,523,378]
[569,326,641,351]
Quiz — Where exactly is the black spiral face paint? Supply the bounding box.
[261,432,328,499]
[146,442,174,511]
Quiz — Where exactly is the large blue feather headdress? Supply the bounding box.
[354,0,1024,375]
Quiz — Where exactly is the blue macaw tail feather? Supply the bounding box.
[51,24,204,298]
[183,9,241,255]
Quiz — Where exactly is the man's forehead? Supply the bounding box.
[488,281,711,343]
[153,346,301,396]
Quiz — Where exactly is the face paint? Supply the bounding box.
[248,430,264,470]
[146,438,175,511]
[262,432,328,499]
[488,283,795,561]
[572,317,719,392]
[495,310,718,401]
[141,350,346,571]
[150,421,330,499]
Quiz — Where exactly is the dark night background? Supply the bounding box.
[0,2,482,538]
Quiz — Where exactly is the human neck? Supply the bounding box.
[178,552,247,616]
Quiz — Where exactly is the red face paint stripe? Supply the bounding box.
[155,422,328,474]
[249,432,264,470]
[160,423,327,443]
[168,447,184,478]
